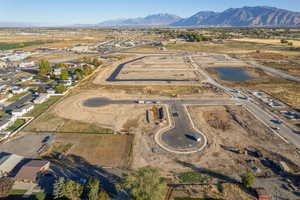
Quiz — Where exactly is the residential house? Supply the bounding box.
[46,89,56,95]
[60,79,72,86]
[0,153,23,177]
[19,61,35,68]
[11,86,28,94]
[0,115,16,131]
[0,61,7,68]
[33,93,49,104]
[11,104,34,117]
[53,67,62,76]
[15,160,50,183]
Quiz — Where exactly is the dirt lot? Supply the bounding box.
[94,54,203,86]
[52,93,154,132]
[262,84,300,109]
[131,105,300,176]
[51,133,133,168]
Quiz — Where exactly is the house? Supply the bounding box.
[33,93,49,104]
[19,61,35,68]
[46,88,56,95]
[15,160,50,183]
[255,188,270,200]
[11,86,28,94]
[53,67,62,76]
[0,61,7,68]
[20,76,33,83]
[0,115,16,131]
[0,153,23,177]
[60,79,72,86]
[11,104,34,117]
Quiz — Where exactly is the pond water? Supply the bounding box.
[212,67,255,82]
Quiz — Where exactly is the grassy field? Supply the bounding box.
[6,190,47,200]
[6,119,26,132]
[162,40,299,57]
[178,171,208,183]
[25,96,62,118]
[232,38,300,47]
[53,133,133,167]
[0,41,54,50]
[25,112,114,134]
[7,92,29,102]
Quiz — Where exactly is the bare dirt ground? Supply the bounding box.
[131,105,300,176]
[94,54,204,86]
[52,92,155,132]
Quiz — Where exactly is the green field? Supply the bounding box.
[178,171,208,183]
[6,119,26,132]
[0,41,54,50]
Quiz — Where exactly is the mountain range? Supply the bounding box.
[98,6,300,27]
[1,6,300,27]
[97,13,182,27]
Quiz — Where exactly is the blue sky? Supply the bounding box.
[1,0,300,25]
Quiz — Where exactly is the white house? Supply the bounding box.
[11,104,34,117]
[33,93,49,104]
[0,116,17,131]
[0,61,7,68]
[46,89,56,95]
[60,79,72,86]
[20,76,33,82]
[53,68,61,76]
[11,86,28,94]
[19,61,35,68]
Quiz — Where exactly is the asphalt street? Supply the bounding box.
[161,103,203,149]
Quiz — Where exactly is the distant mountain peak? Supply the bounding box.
[171,6,300,27]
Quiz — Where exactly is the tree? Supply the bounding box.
[98,191,111,200]
[55,84,66,94]
[53,177,66,199]
[82,66,93,76]
[75,70,83,80]
[65,179,83,200]
[122,166,167,200]
[38,60,51,77]
[86,177,100,200]
[0,177,14,198]
[280,39,288,44]
[92,58,102,67]
[241,169,255,188]
[60,67,69,80]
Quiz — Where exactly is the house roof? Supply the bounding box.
[0,154,23,174]
[15,160,49,182]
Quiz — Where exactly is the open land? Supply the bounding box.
[0,28,300,200]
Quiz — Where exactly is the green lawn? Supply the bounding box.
[6,119,26,132]
[25,96,62,118]
[178,171,208,183]
[6,190,48,200]
[7,92,29,102]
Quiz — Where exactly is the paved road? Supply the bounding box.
[161,103,204,149]
[189,55,300,148]
[83,96,241,151]
[4,93,35,113]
